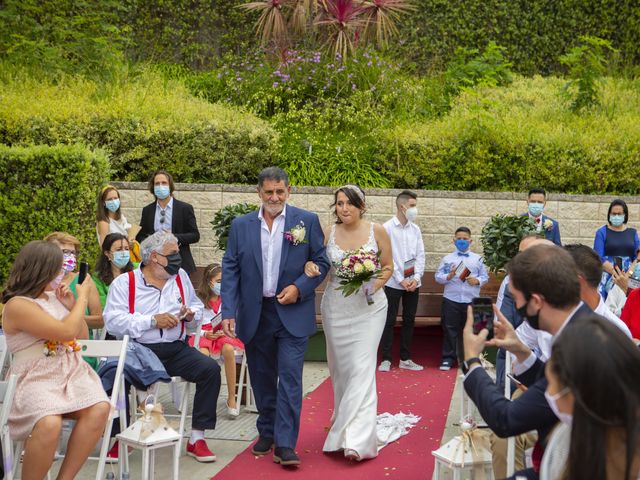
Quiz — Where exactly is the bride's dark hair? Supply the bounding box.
[331,185,366,224]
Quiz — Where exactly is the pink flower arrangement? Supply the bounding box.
[334,248,381,300]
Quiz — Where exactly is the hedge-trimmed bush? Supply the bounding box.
[377,76,640,194]
[0,144,110,283]
[0,72,278,184]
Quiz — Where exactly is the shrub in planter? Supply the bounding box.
[211,203,260,251]
[481,214,538,274]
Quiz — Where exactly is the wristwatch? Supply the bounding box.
[150,315,158,329]
[462,357,482,374]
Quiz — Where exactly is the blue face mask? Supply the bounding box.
[211,282,221,296]
[154,185,171,200]
[528,202,544,217]
[609,214,625,227]
[111,250,130,269]
[104,199,120,213]
[455,239,470,252]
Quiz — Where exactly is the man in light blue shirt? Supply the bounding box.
[435,226,489,370]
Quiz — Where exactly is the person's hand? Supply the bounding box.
[205,330,224,340]
[466,277,480,286]
[154,313,179,329]
[603,261,615,275]
[56,283,77,311]
[178,304,195,322]
[612,266,629,292]
[486,306,532,360]
[304,261,321,278]
[463,306,488,361]
[222,318,236,338]
[446,270,456,281]
[406,279,418,292]
[277,285,300,305]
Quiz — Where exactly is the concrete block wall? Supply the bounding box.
[113,182,640,271]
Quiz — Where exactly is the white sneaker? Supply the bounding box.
[378,360,391,372]
[399,359,424,371]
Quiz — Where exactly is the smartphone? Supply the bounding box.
[472,297,494,339]
[77,261,89,284]
[614,256,623,271]
[506,373,528,392]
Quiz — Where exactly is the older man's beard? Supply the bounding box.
[263,202,284,217]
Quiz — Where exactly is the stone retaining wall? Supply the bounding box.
[113,182,640,270]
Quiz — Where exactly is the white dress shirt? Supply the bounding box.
[434,250,489,303]
[154,197,173,233]
[384,216,425,289]
[512,298,631,374]
[104,267,203,344]
[258,204,287,297]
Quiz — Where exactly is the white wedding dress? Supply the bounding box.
[321,223,419,459]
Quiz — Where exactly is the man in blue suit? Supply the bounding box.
[522,188,561,246]
[221,167,330,467]
[462,244,591,479]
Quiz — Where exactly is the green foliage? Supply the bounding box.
[210,203,259,251]
[0,70,278,184]
[560,36,617,112]
[481,215,537,274]
[0,144,110,283]
[377,75,640,194]
[0,0,126,79]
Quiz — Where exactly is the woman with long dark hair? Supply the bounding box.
[92,233,136,308]
[542,314,640,479]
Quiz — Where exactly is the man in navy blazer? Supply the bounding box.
[462,244,591,479]
[521,188,561,246]
[221,167,330,467]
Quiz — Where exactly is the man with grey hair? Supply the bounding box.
[104,231,221,463]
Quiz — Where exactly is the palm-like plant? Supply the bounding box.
[241,0,413,58]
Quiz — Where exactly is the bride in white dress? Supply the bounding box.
[307,185,418,461]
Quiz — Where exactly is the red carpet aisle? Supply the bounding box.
[213,332,456,480]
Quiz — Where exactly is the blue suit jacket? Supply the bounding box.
[221,205,330,343]
[521,213,562,246]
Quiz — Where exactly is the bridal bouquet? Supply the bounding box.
[334,248,381,304]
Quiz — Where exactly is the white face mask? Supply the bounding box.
[405,206,418,222]
[545,387,573,426]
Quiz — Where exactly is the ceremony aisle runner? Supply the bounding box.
[213,332,457,480]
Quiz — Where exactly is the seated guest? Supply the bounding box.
[593,199,640,298]
[104,231,221,462]
[463,244,590,480]
[188,263,244,418]
[92,233,137,309]
[1,241,109,479]
[136,170,200,275]
[541,315,640,480]
[522,188,561,245]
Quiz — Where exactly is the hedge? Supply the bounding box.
[0,144,110,283]
[0,72,278,184]
[377,76,640,194]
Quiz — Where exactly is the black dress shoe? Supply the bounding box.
[251,437,274,455]
[273,447,301,466]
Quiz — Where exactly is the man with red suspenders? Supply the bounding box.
[104,230,221,462]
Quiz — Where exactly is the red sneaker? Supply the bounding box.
[105,441,119,463]
[186,439,217,463]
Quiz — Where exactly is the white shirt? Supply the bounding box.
[154,197,174,233]
[496,275,509,311]
[258,204,287,297]
[512,298,631,374]
[383,216,425,289]
[104,267,203,344]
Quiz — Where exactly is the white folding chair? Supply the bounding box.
[236,353,257,413]
[0,374,18,480]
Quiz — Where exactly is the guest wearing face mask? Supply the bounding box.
[188,263,245,418]
[92,233,137,309]
[540,315,640,480]
[522,188,561,246]
[136,170,200,275]
[435,227,489,371]
[379,190,426,372]
[96,185,137,247]
[594,199,640,298]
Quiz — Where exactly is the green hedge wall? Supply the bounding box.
[0,73,278,184]
[0,144,110,283]
[377,76,640,194]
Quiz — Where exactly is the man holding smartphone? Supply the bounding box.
[462,244,591,480]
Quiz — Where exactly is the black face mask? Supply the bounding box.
[516,297,541,330]
[158,252,182,276]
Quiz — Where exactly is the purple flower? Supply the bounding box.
[367,61,373,67]
[273,82,279,88]
[351,83,357,90]
[217,73,223,78]
[348,73,353,78]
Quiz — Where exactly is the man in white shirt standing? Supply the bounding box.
[104,231,221,463]
[379,190,426,372]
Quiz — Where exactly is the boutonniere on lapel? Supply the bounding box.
[543,219,554,231]
[284,221,307,246]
